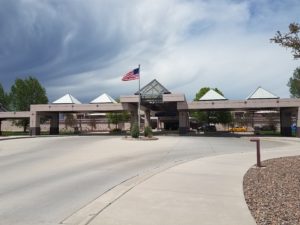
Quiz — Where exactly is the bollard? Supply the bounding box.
[250,138,261,167]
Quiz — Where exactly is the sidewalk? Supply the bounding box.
[86,141,299,225]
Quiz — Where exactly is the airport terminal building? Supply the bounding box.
[1,79,300,137]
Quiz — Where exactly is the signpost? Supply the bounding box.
[250,138,262,167]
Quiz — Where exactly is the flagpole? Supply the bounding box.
[138,64,141,134]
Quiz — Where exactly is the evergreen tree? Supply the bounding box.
[10,76,48,132]
[287,67,300,98]
[0,83,10,109]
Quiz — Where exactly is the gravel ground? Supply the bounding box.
[243,156,300,225]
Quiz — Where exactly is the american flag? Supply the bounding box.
[122,68,140,81]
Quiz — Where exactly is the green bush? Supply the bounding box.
[111,128,122,133]
[144,126,153,138]
[109,128,122,135]
[131,123,139,138]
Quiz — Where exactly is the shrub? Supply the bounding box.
[110,128,122,134]
[144,126,153,138]
[131,123,139,138]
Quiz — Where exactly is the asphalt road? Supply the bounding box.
[0,135,287,225]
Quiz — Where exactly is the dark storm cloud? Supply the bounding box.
[0,0,129,89]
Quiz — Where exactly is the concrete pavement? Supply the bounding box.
[83,137,300,225]
[0,135,33,141]
[1,135,299,224]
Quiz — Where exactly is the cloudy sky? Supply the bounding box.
[0,0,299,103]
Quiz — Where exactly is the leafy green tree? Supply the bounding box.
[192,87,232,126]
[0,83,10,109]
[10,76,48,132]
[107,111,130,129]
[271,23,300,98]
[194,87,223,101]
[194,87,210,101]
[271,22,300,59]
[287,67,300,98]
[217,110,233,127]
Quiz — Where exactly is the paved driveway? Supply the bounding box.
[0,136,287,225]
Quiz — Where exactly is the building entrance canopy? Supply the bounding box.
[136,79,171,104]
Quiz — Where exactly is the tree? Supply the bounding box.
[107,111,130,130]
[194,87,210,101]
[194,87,223,101]
[64,113,77,129]
[287,67,300,98]
[192,87,232,126]
[217,110,233,127]
[10,76,48,132]
[271,22,300,59]
[271,23,300,97]
[0,83,10,109]
[193,87,220,124]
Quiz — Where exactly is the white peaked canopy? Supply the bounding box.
[90,93,117,103]
[247,87,279,100]
[199,89,227,101]
[52,94,82,104]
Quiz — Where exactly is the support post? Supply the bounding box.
[156,117,160,130]
[280,108,292,137]
[138,64,141,132]
[178,111,190,135]
[0,119,2,136]
[50,113,59,135]
[130,108,138,128]
[297,107,300,138]
[29,112,41,136]
[144,110,151,128]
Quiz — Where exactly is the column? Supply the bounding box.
[0,120,2,136]
[50,113,59,135]
[157,117,160,130]
[144,110,151,128]
[30,112,40,136]
[130,110,138,128]
[280,108,292,137]
[297,107,300,138]
[178,111,190,135]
